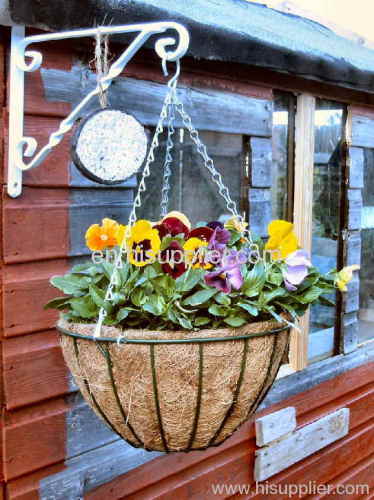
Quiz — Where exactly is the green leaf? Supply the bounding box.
[208,304,229,317]
[116,308,130,322]
[130,288,147,307]
[215,292,231,305]
[237,301,258,316]
[300,286,324,304]
[224,315,247,327]
[176,269,204,292]
[319,295,336,307]
[228,231,242,246]
[183,288,217,306]
[143,295,165,316]
[44,296,72,310]
[69,297,98,318]
[178,316,193,329]
[195,316,211,326]
[263,288,287,303]
[89,284,108,310]
[50,275,88,295]
[242,262,266,297]
[267,270,283,287]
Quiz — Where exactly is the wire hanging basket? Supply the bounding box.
[58,54,291,453]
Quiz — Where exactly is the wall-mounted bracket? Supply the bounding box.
[7,22,190,198]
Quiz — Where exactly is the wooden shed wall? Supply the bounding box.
[0,28,373,499]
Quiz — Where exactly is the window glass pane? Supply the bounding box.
[359,149,374,343]
[138,129,244,225]
[310,99,345,361]
[271,92,294,220]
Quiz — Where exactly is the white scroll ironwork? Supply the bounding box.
[7,22,190,198]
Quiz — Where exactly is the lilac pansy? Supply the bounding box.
[283,249,312,291]
[204,251,244,293]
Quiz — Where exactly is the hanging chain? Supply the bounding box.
[160,94,176,218]
[94,73,176,337]
[173,93,239,218]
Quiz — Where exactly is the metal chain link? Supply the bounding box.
[173,93,239,218]
[160,92,176,218]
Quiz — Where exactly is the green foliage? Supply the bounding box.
[47,253,338,331]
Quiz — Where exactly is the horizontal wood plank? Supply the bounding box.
[351,114,374,148]
[3,258,69,337]
[41,66,272,136]
[3,330,70,410]
[3,187,69,263]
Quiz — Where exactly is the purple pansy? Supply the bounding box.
[283,249,312,291]
[208,227,231,253]
[207,221,224,230]
[204,251,244,293]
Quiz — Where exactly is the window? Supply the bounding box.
[359,149,374,343]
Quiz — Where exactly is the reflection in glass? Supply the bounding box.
[359,150,374,343]
[271,92,295,221]
[138,128,244,225]
[310,99,345,361]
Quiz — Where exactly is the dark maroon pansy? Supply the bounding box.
[188,226,214,242]
[160,240,186,279]
[154,217,190,239]
[207,221,224,230]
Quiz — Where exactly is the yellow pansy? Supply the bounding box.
[224,216,248,234]
[336,265,360,292]
[85,218,122,251]
[183,237,212,269]
[126,220,161,267]
[162,210,191,230]
[265,220,299,260]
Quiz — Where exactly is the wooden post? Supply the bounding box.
[290,94,316,371]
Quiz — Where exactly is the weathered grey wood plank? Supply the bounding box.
[351,115,374,148]
[250,137,272,188]
[347,189,363,230]
[255,407,296,446]
[343,274,360,313]
[340,312,359,354]
[254,408,350,481]
[345,230,362,267]
[41,67,272,136]
[348,147,364,189]
[69,188,133,257]
[249,188,272,237]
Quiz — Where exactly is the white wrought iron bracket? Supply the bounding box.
[7,22,190,198]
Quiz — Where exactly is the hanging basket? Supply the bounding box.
[58,316,289,452]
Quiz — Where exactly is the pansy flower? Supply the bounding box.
[224,216,248,234]
[126,220,161,267]
[189,226,214,242]
[207,221,224,230]
[204,251,243,293]
[283,249,312,291]
[335,265,360,292]
[265,220,299,260]
[208,227,231,253]
[85,218,124,251]
[154,217,190,239]
[183,237,212,269]
[160,240,186,278]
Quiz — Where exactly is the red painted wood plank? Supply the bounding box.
[350,105,374,119]
[6,462,65,500]
[3,258,70,337]
[3,114,71,187]
[5,40,73,118]
[86,364,374,500]
[3,398,68,480]
[3,330,69,410]
[2,187,69,264]
[310,453,374,499]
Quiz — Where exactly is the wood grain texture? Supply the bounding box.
[3,330,69,410]
[290,94,316,371]
[3,258,69,337]
[3,187,69,263]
